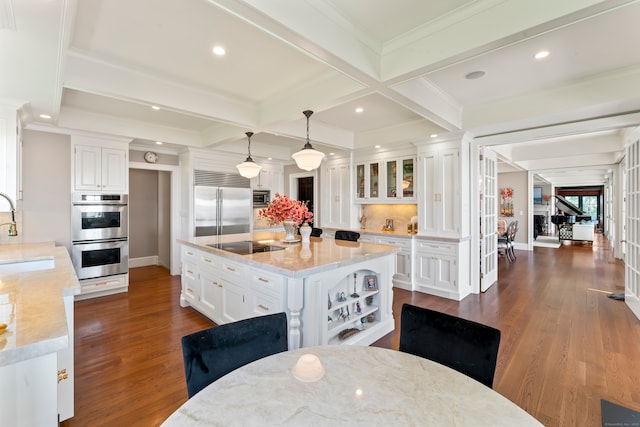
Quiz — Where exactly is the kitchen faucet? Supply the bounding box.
[0,192,18,237]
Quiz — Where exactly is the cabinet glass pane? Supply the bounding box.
[370,163,379,198]
[402,159,414,198]
[386,160,397,198]
[356,164,365,198]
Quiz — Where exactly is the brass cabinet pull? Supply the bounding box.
[58,369,68,383]
[226,266,235,272]
[258,277,269,283]
[203,258,212,263]
[258,304,269,311]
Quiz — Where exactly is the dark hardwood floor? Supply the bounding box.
[62,234,640,427]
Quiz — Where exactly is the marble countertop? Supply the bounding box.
[180,235,399,278]
[162,345,543,426]
[0,242,80,367]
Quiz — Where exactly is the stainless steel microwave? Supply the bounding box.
[253,190,270,208]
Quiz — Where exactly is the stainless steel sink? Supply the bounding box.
[0,257,55,275]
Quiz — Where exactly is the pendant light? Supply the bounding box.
[292,110,325,171]
[236,132,262,179]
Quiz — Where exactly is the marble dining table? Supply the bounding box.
[162,345,543,426]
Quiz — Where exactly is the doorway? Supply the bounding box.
[289,171,318,226]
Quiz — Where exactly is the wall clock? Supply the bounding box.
[144,151,159,163]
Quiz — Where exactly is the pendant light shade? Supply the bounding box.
[236,132,262,179]
[292,110,325,171]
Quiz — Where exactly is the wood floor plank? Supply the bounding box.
[61,234,640,427]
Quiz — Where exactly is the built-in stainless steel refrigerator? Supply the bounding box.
[193,170,252,237]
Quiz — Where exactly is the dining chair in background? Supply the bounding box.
[334,230,360,241]
[311,227,323,237]
[498,221,517,262]
[181,312,288,398]
[399,304,501,388]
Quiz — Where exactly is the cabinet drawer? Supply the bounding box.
[182,246,198,261]
[198,252,218,271]
[359,235,375,244]
[250,291,283,317]
[376,236,411,251]
[250,269,284,297]
[415,240,455,255]
[80,274,128,294]
[220,259,245,281]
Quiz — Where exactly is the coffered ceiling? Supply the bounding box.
[2,0,640,185]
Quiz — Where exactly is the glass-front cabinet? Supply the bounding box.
[385,157,414,200]
[355,161,380,201]
[356,156,415,203]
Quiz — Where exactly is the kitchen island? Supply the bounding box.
[0,242,80,426]
[179,236,399,349]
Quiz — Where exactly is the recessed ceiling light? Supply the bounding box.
[267,157,273,160]
[355,107,363,113]
[151,105,160,110]
[39,114,51,119]
[155,141,163,145]
[375,145,381,148]
[534,50,549,60]
[212,46,226,56]
[329,152,335,156]
[430,134,438,138]
[465,70,485,80]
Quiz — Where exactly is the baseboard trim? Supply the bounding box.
[129,256,159,268]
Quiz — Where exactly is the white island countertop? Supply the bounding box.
[179,235,399,278]
[0,242,80,367]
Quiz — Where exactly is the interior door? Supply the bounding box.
[480,147,498,291]
[625,137,640,320]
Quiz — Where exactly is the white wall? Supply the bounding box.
[20,130,71,248]
[497,171,528,245]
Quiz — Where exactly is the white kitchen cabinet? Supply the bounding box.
[323,160,351,228]
[251,167,283,194]
[413,238,471,301]
[199,271,222,319]
[383,156,415,202]
[375,235,412,290]
[0,293,74,426]
[73,144,128,192]
[418,147,459,235]
[180,240,396,348]
[356,155,416,204]
[75,273,129,300]
[220,278,248,323]
[180,247,200,306]
[180,246,284,325]
[57,293,74,421]
[355,160,381,202]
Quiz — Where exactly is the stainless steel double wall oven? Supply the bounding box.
[71,193,129,280]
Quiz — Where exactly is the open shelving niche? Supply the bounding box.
[326,269,382,345]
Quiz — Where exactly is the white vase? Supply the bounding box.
[282,220,297,242]
[299,223,312,243]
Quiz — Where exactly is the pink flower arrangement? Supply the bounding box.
[259,193,313,227]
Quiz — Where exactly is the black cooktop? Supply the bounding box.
[207,241,286,255]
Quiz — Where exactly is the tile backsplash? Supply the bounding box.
[359,204,417,231]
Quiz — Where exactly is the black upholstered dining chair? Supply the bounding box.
[310,227,323,237]
[181,312,288,398]
[334,230,360,241]
[399,304,501,388]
